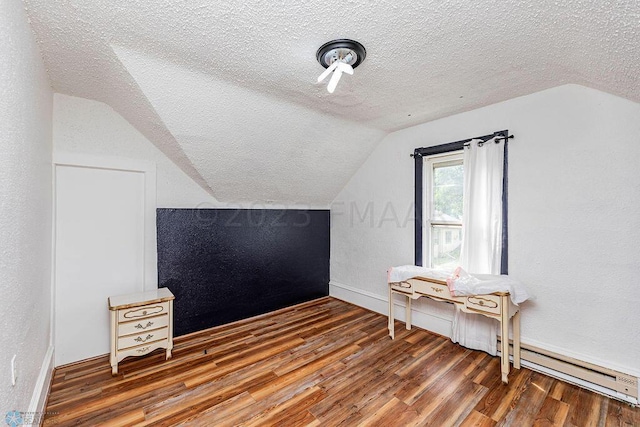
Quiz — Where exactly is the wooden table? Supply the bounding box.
[389,276,521,383]
[108,288,175,375]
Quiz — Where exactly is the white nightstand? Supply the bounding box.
[108,288,175,375]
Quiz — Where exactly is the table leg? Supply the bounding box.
[513,309,521,369]
[406,296,412,330]
[110,310,118,375]
[167,300,174,360]
[388,286,395,339]
[500,295,510,384]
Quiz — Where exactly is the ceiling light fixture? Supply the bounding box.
[316,39,366,94]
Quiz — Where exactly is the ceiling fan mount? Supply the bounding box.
[316,39,366,93]
[316,39,366,69]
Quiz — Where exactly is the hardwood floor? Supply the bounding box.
[45,297,639,426]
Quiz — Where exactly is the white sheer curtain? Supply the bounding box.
[451,139,504,355]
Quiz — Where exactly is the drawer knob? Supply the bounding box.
[135,321,154,330]
[134,334,154,343]
[431,287,443,293]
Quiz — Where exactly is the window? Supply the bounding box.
[424,152,463,269]
[413,129,509,272]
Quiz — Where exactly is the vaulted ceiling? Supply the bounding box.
[24,0,639,205]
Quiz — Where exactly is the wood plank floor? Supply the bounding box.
[45,297,639,426]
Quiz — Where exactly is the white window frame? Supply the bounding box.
[423,151,464,268]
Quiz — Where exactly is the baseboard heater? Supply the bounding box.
[498,338,638,404]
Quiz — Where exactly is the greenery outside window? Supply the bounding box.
[424,152,463,269]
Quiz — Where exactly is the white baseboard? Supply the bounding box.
[27,346,54,422]
[329,280,453,337]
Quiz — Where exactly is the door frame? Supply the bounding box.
[52,151,157,356]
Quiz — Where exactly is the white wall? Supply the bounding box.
[331,84,640,377]
[0,0,53,415]
[53,93,218,208]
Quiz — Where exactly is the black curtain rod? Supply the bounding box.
[491,134,515,144]
[410,130,514,158]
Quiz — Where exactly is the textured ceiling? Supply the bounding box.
[23,0,640,205]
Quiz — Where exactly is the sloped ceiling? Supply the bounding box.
[24,0,639,205]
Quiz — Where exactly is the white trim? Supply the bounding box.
[329,280,453,337]
[142,165,158,290]
[53,151,154,174]
[52,151,158,291]
[27,346,54,420]
[50,162,57,349]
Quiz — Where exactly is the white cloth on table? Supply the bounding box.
[447,267,530,305]
[451,308,497,355]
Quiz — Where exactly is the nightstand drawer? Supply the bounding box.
[118,314,169,336]
[118,341,166,359]
[118,327,168,350]
[118,302,170,322]
[465,295,501,315]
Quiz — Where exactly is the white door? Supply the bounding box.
[54,161,153,366]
